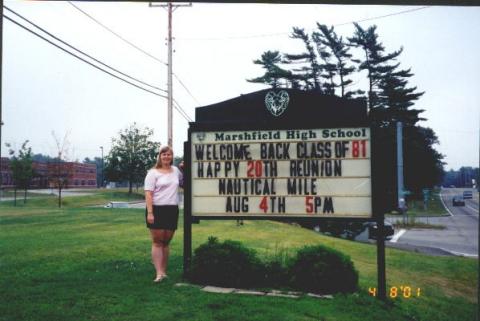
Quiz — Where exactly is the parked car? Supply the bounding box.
[368,221,395,240]
[452,195,465,206]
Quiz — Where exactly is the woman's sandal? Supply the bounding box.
[153,274,168,283]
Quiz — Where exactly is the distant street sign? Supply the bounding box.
[463,191,473,200]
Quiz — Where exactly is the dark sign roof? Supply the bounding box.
[195,88,368,129]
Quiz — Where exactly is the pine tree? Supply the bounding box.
[375,69,425,126]
[403,126,445,194]
[348,23,402,111]
[314,24,357,97]
[247,22,445,201]
[247,51,292,89]
[283,27,323,91]
[313,34,337,95]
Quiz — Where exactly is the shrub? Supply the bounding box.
[263,259,289,288]
[288,244,358,294]
[189,237,264,288]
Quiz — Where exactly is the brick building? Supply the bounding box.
[1,157,14,188]
[0,158,97,189]
[54,162,97,188]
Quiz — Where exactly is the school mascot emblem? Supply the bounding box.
[196,132,206,141]
[265,90,289,117]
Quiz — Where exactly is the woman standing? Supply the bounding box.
[144,145,183,282]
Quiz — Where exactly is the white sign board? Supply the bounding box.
[191,128,372,218]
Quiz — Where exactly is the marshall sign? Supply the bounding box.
[190,127,372,218]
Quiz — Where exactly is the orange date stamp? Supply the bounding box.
[368,286,422,298]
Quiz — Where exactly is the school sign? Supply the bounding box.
[190,127,371,218]
[183,88,388,299]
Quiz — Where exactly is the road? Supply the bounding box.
[0,188,96,201]
[390,188,478,257]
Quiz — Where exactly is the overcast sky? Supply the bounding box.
[2,1,479,171]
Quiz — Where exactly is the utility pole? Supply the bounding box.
[397,121,406,224]
[0,0,4,200]
[99,146,104,188]
[149,2,191,147]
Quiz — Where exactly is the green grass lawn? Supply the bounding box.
[405,191,449,216]
[387,191,449,229]
[1,189,55,200]
[0,194,477,321]
[0,189,144,208]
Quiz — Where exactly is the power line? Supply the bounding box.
[173,73,201,106]
[3,14,169,101]
[178,32,287,41]
[67,1,168,67]
[66,2,202,107]
[173,98,193,122]
[3,6,192,121]
[335,6,430,27]
[177,6,431,41]
[4,12,194,122]
[4,5,167,94]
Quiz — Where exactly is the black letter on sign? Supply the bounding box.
[219,179,226,195]
[195,145,205,160]
[323,197,334,213]
[197,163,204,178]
[226,196,233,212]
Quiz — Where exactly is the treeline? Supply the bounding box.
[443,167,479,188]
[4,139,84,207]
[248,22,444,205]
[3,123,175,197]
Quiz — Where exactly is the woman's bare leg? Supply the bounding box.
[160,230,175,275]
[150,229,165,279]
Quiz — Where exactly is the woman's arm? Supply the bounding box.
[145,190,154,223]
[178,162,184,188]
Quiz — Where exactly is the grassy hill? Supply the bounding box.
[0,192,477,321]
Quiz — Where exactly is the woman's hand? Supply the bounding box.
[147,212,154,224]
[145,191,154,224]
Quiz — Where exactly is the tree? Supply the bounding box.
[104,123,160,194]
[348,23,403,111]
[32,153,56,162]
[247,51,292,89]
[313,24,358,98]
[283,27,323,91]
[403,126,445,194]
[247,22,445,204]
[49,131,72,208]
[375,69,425,127]
[5,140,34,205]
[249,25,361,96]
[348,23,440,199]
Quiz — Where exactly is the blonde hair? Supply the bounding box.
[154,145,173,169]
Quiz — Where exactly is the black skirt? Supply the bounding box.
[145,205,179,230]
